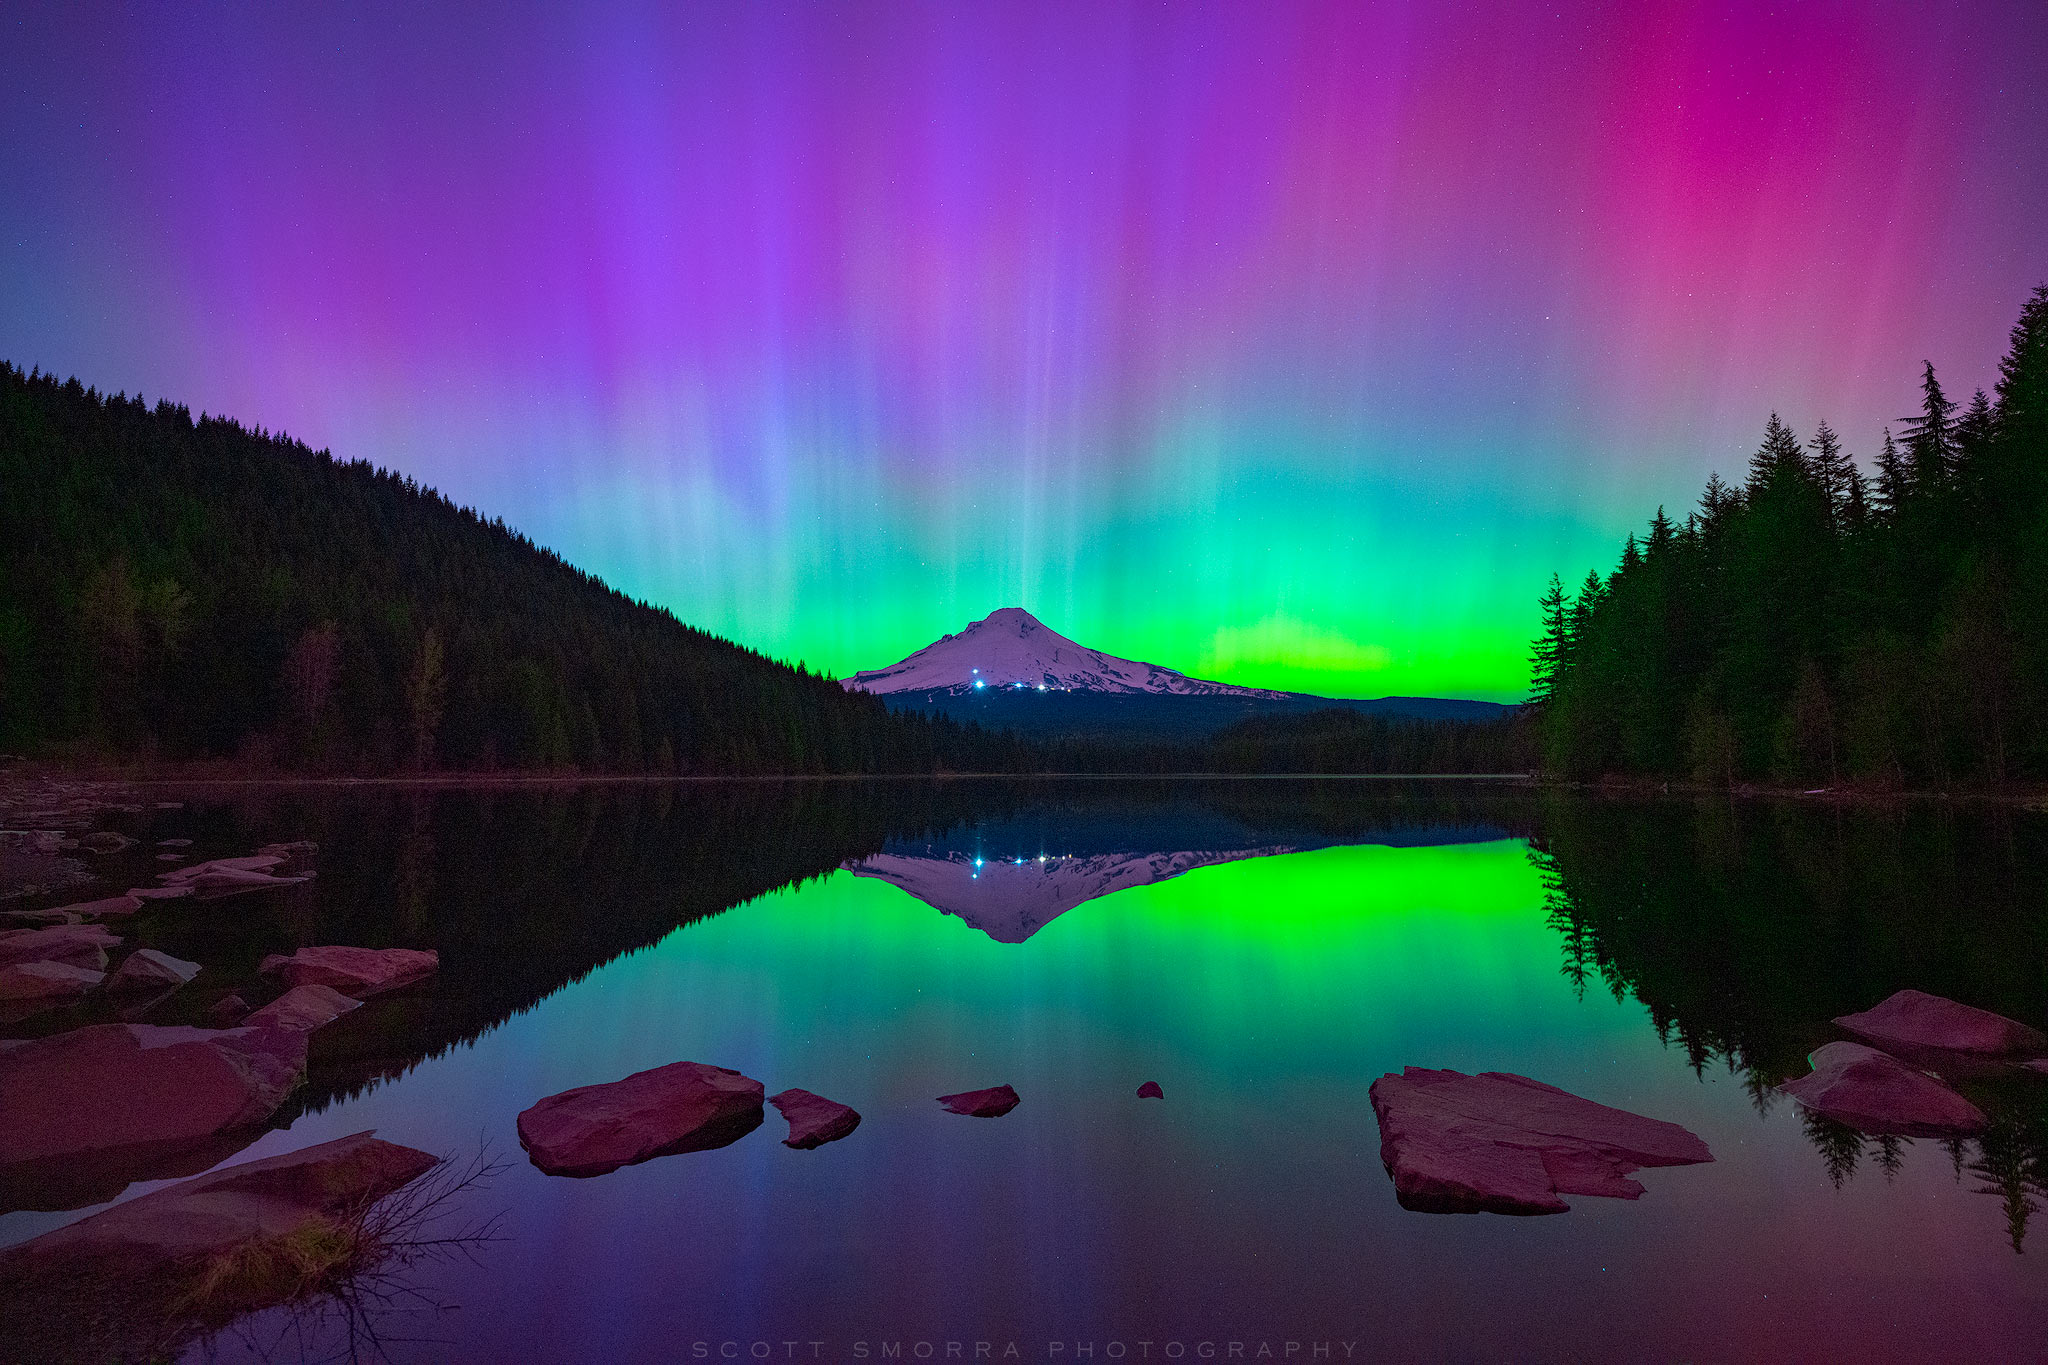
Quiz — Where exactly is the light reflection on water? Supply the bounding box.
[2,781,2044,1362]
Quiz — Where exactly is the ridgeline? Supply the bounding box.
[1532,286,2048,789]
[0,363,1026,775]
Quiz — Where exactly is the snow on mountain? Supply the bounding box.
[847,846,1308,943]
[841,607,1292,698]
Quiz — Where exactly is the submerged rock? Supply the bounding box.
[1779,1041,1988,1137]
[77,831,135,854]
[105,948,202,994]
[51,893,144,919]
[128,884,194,901]
[0,1131,438,1364]
[1835,989,2048,1058]
[0,1023,307,1212]
[937,1084,1021,1118]
[518,1060,765,1176]
[769,1088,862,1148]
[1137,1081,1165,1099]
[259,945,439,998]
[244,983,362,1032]
[1368,1067,1713,1216]
[0,922,120,970]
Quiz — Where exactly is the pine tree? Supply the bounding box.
[1530,573,1570,706]
[1873,427,1909,519]
[1899,361,1958,492]
[1746,413,1807,495]
[1807,420,1856,522]
[1993,284,2048,461]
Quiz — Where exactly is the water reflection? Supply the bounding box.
[1530,793,2048,1250]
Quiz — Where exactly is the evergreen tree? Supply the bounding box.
[1873,428,1909,520]
[1900,360,1958,492]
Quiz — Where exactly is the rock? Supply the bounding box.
[0,1023,308,1212]
[0,959,105,1003]
[1779,1041,1989,1137]
[128,884,194,900]
[937,1084,1021,1118]
[0,922,120,970]
[769,1088,862,1148]
[2,909,80,926]
[1368,1068,1714,1216]
[158,855,310,897]
[259,945,439,998]
[160,854,285,881]
[206,993,250,1025]
[244,983,362,1032]
[256,840,318,876]
[1834,989,2048,1058]
[50,893,144,919]
[77,831,135,853]
[106,949,203,993]
[0,1131,438,1364]
[518,1060,765,1176]
[156,838,193,848]
[1137,1081,1164,1099]
[155,853,186,862]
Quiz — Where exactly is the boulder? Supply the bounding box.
[937,1084,1021,1118]
[1368,1068,1714,1216]
[106,949,203,994]
[160,854,286,882]
[769,1088,862,1149]
[1137,1081,1165,1099]
[0,1131,438,1364]
[0,922,120,970]
[206,993,251,1025]
[0,1023,307,1212]
[243,983,362,1032]
[0,959,105,1003]
[1779,1041,1989,1137]
[259,945,439,998]
[518,1060,765,1176]
[129,884,194,901]
[2,909,80,926]
[50,894,144,919]
[1835,989,2048,1058]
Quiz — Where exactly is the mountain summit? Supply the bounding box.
[842,608,1291,698]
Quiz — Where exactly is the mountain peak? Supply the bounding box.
[842,609,1291,699]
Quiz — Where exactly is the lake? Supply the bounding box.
[4,779,2046,1362]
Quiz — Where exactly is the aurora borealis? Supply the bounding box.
[4,3,2045,699]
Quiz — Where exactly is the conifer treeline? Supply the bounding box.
[1531,286,2048,787]
[0,363,1030,773]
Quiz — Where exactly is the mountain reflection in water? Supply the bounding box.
[3,779,2046,1362]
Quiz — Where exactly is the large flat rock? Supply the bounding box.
[105,948,202,993]
[0,1023,307,1212]
[769,1088,862,1148]
[1368,1068,1713,1216]
[1779,1040,1989,1137]
[259,945,439,998]
[518,1061,765,1176]
[1835,989,2048,1058]
[0,1131,437,1364]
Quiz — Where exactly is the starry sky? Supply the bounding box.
[4,1,2045,700]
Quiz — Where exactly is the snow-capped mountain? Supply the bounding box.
[841,607,1292,698]
[847,846,1307,943]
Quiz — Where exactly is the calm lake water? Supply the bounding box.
[5,779,2047,1362]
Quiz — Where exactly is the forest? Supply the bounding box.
[0,363,1031,774]
[0,362,1524,776]
[1532,286,2048,787]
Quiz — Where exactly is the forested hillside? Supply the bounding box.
[0,363,1026,773]
[1532,286,2048,787]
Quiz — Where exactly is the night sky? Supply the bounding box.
[5,1,2045,699]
